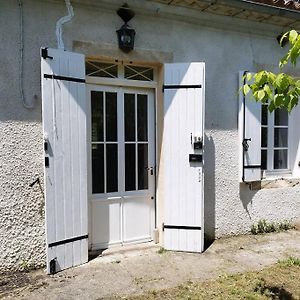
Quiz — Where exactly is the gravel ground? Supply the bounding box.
[1,230,300,299]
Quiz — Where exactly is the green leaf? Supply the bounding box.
[263,84,272,97]
[274,94,284,106]
[268,100,275,112]
[279,54,289,68]
[246,73,252,82]
[243,84,250,95]
[289,30,298,44]
[257,90,265,101]
[275,74,289,92]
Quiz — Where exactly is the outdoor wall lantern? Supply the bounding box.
[116,4,135,53]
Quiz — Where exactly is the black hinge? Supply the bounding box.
[44,74,85,83]
[48,234,88,248]
[41,48,53,60]
[49,258,56,275]
[163,223,201,231]
[45,157,49,168]
[163,84,202,92]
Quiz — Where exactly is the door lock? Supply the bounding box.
[145,167,154,175]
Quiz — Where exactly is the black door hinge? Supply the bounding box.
[45,157,49,168]
[49,258,56,275]
[41,48,53,60]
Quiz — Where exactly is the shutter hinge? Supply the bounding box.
[49,258,57,275]
[162,84,202,92]
[41,48,53,60]
[45,157,49,168]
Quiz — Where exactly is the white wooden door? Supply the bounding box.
[41,48,88,274]
[88,85,155,249]
[163,63,205,252]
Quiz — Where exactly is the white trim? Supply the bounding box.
[86,76,158,89]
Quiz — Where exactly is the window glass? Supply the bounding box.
[125,144,136,191]
[124,65,154,81]
[261,127,268,147]
[106,144,118,192]
[91,91,103,142]
[124,94,136,141]
[86,61,118,78]
[138,144,148,190]
[274,128,288,147]
[261,150,267,170]
[261,105,268,126]
[137,94,148,141]
[275,109,288,126]
[92,144,104,193]
[274,149,288,169]
[105,92,117,141]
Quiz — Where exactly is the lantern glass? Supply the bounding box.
[117,24,135,53]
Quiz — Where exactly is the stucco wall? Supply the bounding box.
[0,0,299,272]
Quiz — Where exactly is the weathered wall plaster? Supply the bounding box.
[0,0,299,271]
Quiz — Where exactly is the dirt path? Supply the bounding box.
[1,230,300,300]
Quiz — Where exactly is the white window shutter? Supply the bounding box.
[41,48,88,274]
[163,63,205,253]
[239,72,261,182]
[289,104,300,177]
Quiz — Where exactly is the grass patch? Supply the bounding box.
[278,256,300,267]
[250,219,295,235]
[157,247,168,255]
[124,257,300,300]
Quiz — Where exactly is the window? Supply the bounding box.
[86,60,155,82]
[261,103,289,173]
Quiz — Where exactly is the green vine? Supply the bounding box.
[243,30,300,113]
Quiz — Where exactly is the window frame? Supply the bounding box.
[261,104,291,178]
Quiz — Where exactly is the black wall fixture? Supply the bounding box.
[116,4,135,53]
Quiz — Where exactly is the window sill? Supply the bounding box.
[249,176,300,190]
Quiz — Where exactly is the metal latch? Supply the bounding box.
[242,138,251,151]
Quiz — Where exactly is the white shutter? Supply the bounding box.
[238,72,261,182]
[163,63,205,252]
[41,48,88,274]
[289,104,300,177]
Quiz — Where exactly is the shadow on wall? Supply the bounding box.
[204,133,216,248]
[239,182,259,219]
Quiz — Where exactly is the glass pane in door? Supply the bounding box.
[106,144,118,193]
[124,94,135,141]
[106,92,117,141]
[125,144,136,191]
[138,144,148,190]
[91,91,103,142]
[137,94,148,141]
[92,144,104,193]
